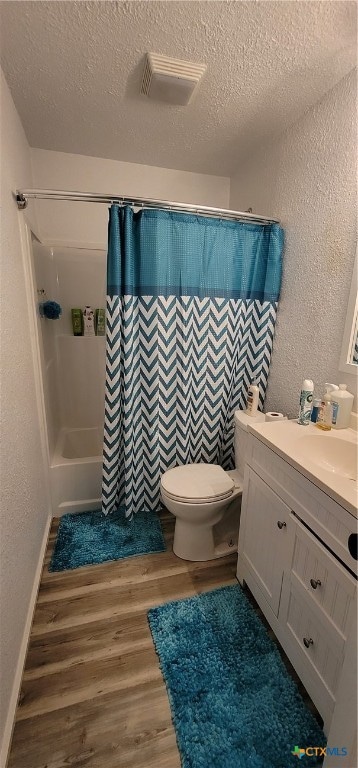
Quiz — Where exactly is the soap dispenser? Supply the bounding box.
[315,383,338,431]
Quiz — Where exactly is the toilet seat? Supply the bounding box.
[162,487,234,504]
[161,463,235,504]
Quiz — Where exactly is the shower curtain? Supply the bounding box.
[102,205,283,517]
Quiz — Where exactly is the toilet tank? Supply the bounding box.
[234,410,266,476]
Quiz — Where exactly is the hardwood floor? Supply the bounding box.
[7,511,238,767]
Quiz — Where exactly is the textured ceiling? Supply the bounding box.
[0,1,356,175]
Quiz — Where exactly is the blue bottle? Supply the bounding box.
[310,398,321,423]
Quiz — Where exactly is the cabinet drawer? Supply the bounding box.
[291,519,356,641]
[280,575,344,726]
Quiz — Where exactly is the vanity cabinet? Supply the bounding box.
[237,432,357,750]
[279,526,352,722]
[238,467,294,616]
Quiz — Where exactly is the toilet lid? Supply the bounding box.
[161,463,235,503]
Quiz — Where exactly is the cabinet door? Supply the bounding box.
[289,518,356,640]
[279,574,345,728]
[238,467,293,615]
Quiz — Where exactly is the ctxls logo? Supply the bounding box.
[291,746,305,759]
[292,745,348,759]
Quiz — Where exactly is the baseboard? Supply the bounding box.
[0,513,51,768]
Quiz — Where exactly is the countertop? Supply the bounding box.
[247,419,358,518]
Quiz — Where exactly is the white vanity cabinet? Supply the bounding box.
[237,431,357,760]
[238,467,294,616]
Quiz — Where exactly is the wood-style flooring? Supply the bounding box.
[7,511,238,768]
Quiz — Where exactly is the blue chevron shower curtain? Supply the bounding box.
[102,205,283,517]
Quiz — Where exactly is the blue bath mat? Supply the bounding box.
[148,584,325,768]
[50,508,166,571]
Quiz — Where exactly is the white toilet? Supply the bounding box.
[160,409,266,561]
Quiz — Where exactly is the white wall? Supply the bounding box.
[31,148,230,247]
[0,72,51,762]
[230,69,357,416]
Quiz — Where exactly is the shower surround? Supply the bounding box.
[32,242,106,515]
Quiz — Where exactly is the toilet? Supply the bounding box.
[160,409,265,561]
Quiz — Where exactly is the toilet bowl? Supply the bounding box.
[161,463,242,561]
[160,409,266,561]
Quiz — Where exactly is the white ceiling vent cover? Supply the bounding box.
[141,53,206,105]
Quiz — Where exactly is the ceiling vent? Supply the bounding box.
[141,53,206,106]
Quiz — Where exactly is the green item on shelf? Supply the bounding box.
[71,308,83,336]
[95,308,105,336]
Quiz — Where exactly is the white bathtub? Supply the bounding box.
[51,427,103,516]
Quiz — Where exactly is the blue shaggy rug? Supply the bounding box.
[49,508,166,571]
[148,584,325,768]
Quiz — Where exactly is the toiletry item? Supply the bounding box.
[95,308,105,336]
[310,398,321,423]
[83,306,95,336]
[316,384,337,431]
[265,412,286,422]
[42,300,62,319]
[246,383,260,417]
[297,379,314,425]
[71,308,83,336]
[331,384,354,429]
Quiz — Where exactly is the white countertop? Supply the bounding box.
[247,419,358,518]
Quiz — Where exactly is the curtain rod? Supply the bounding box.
[15,188,279,225]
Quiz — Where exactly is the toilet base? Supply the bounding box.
[173,518,214,561]
[173,518,238,562]
[214,536,237,559]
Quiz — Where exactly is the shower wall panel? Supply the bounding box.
[32,240,60,457]
[53,247,106,431]
[32,243,106,456]
[57,335,105,429]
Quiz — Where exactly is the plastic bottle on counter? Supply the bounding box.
[310,398,321,424]
[297,379,314,425]
[246,383,260,417]
[331,384,354,429]
[315,384,339,431]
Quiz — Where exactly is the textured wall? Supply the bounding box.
[230,70,357,416]
[0,71,50,755]
[30,148,230,247]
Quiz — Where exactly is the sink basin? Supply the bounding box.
[296,434,357,481]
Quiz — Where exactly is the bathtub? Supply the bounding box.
[51,427,103,516]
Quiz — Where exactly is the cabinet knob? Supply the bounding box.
[303,637,314,649]
[310,578,321,590]
[277,521,286,529]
